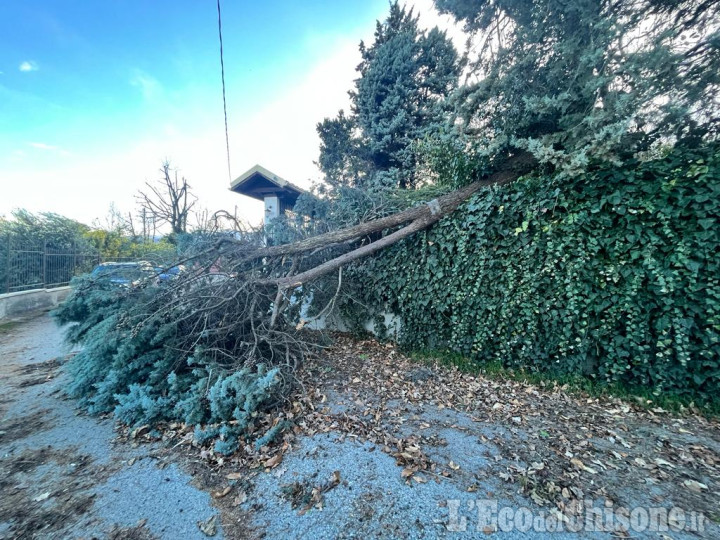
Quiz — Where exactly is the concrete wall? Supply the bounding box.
[0,287,72,322]
[291,289,402,340]
[305,309,402,341]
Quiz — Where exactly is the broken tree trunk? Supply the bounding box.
[257,151,537,290]
[91,151,537,372]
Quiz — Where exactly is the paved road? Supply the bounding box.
[2,313,717,540]
[0,313,222,539]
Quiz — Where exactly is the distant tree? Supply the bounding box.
[0,209,90,249]
[92,203,125,234]
[317,2,461,190]
[0,210,93,291]
[137,161,197,237]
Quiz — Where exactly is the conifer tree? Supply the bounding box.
[434,0,720,176]
[317,2,461,190]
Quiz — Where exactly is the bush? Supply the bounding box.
[348,144,720,404]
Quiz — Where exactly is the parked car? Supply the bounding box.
[155,264,186,283]
[90,261,156,288]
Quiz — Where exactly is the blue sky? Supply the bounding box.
[0,0,456,226]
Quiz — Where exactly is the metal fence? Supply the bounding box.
[1,236,101,294]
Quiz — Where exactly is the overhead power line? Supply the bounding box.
[216,0,232,183]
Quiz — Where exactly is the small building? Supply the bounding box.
[230,165,305,225]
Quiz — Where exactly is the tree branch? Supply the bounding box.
[254,151,536,289]
[234,151,536,267]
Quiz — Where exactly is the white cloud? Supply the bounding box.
[130,70,162,100]
[19,61,38,72]
[29,142,58,151]
[27,141,70,156]
[226,37,361,186]
[409,0,468,49]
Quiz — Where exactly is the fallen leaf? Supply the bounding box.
[131,425,150,439]
[683,479,708,492]
[212,486,232,499]
[570,458,597,474]
[226,472,243,480]
[197,515,217,536]
[449,461,460,470]
[32,492,50,502]
[232,491,248,506]
[264,454,283,468]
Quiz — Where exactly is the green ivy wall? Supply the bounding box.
[351,145,720,402]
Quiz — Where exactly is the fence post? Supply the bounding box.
[43,239,48,289]
[72,242,77,278]
[5,234,10,294]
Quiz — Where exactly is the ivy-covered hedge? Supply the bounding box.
[350,145,720,403]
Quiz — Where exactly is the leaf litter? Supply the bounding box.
[0,446,102,538]
[132,334,720,533]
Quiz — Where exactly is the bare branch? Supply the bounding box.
[136,161,198,235]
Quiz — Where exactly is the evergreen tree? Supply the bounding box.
[316,110,364,188]
[434,0,720,177]
[317,2,461,190]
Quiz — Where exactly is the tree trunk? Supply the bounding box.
[254,151,536,289]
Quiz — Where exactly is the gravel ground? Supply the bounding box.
[232,337,720,539]
[241,413,716,539]
[1,313,718,539]
[0,313,222,539]
[245,432,608,540]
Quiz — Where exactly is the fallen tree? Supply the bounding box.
[53,151,535,453]
[218,151,535,288]
[52,0,720,452]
